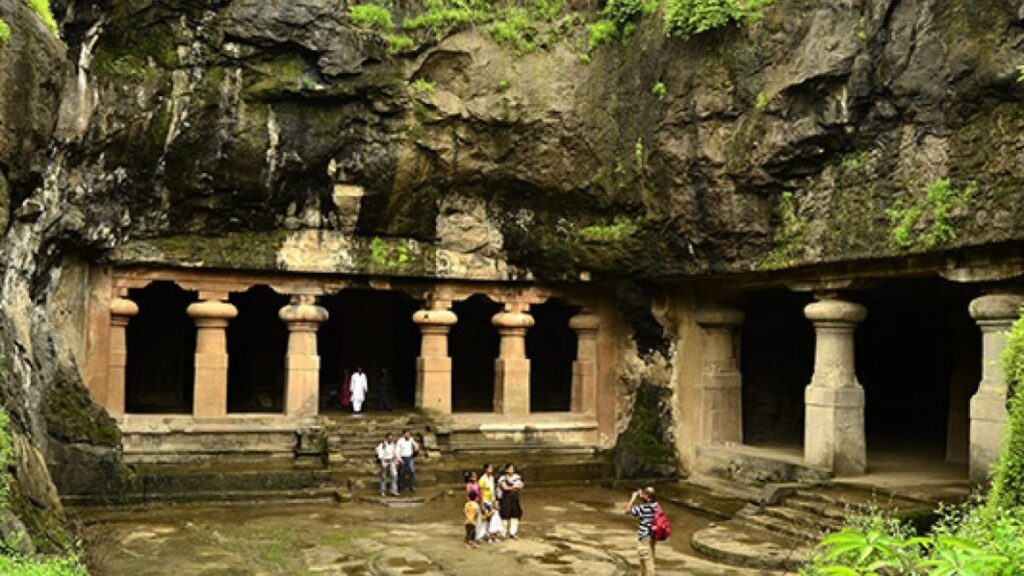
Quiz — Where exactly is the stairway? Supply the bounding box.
[690,484,935,572]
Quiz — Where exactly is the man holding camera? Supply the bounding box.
[625,486,658,575]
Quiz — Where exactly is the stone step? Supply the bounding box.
[691,521,810,572]
[783,496,849,522]
[735,511,821,543]
[761,504,843,533]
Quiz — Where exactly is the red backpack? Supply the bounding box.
[652,504,672,542]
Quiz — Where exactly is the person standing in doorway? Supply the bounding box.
[625,487,659,576]
[376,432,400,497]
[498,463,525,539]
[350,367,368,414]
[395,429,420,493]
[378,368,393,411]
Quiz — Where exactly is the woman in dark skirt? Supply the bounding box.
[498,462,525,539]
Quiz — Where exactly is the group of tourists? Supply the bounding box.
[332,367,393,413]
[374,430,420,496]
[462,463,525,547]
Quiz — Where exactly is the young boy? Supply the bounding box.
[464,493,481,548]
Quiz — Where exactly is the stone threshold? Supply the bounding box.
[119,414,319,433]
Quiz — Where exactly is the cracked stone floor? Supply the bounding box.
[80,486,786,575]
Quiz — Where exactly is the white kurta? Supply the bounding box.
[350,372,368,403]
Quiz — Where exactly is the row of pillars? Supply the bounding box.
[106,293,601,419]
[695,292,1023,482]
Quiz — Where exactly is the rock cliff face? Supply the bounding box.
[0,0,1023,546]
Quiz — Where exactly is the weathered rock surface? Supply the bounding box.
[1,0,1023,548]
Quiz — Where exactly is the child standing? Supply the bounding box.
[463,493,480,548]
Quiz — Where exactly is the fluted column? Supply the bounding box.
[413,303,458,414]
[695,305,744,445]
[804,298,867,476]
[492,307,534,415]
[279,296,329,418]
[107,296,139,417]
[187,298,238,418]
[569,313,600,414]
[969,293,1024,484]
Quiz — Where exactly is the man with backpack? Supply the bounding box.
[625,486,670,575]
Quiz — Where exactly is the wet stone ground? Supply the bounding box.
[80,487,784,575]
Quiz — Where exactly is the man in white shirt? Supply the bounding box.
[376,432,400,497]
[350,367,368,414]
[395,429,420,493]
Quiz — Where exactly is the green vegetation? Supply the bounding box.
[368,237,414,272]
[760,190,808,270]
[886,178,976,251]
[664,0,773,39]
[579,217,639,243]
[410,77,436,93]
[1018,64,1024,83]
[602,0,646,27]
[490,7,536,54]
[613,384,678,476]
[384,33,414,54]
[841,150,868,171]
[0,407,11,506]
[587,19,619,50]
[755,90,768,111]
[0,555,90,576]
[26,0,58,37]
[403,0,483,38]
[0,19,10,43]
[349,3,394,30]
[634,137,645,170]
[651,81,667,101]
[497,77,510,91]
[802,312,1024,575]
[856,15,868,42]
[95,54,147,81]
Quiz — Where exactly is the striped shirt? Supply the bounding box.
[630,502,658,540]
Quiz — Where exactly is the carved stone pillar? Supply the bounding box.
[413,303,458,414]
[279,296,328,418]
[969,293,1024,484]
[187,298,238,418]
[695,305,744,445]
[569,313,600,415]
[492,307,534,415]
[107,296,139,417]
[804,298,867,475]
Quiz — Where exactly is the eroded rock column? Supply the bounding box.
[279,296,329,418]
[107,296,138,417]
[569,312,600,415]
[187,298,238,418]
[969,293,1024,484]
[695,305,744,445]
[804,298,867,475]
[492,306,534,415]
[413,302,458,415]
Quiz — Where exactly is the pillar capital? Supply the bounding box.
[969,293,1023,324]
[187,299,238,328]
[110,297,139,320]
[413,308,458,329]
[804,299,867,325]
[569,313,600,333]
[492,310,535,331]
[695,306,744,328]
[279,301,329,328]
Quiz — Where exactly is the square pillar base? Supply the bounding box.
[969,393,1008,484]
[194,352,228,418]
[805,385,866,476]
[701,370,742,445]
[416,357,452,414]
[494,358,530,416]
[286,355,320,418]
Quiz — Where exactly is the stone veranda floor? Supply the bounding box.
[79,486,788,576]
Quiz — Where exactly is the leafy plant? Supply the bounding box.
[634,137,645,170]
[664,0,773,39]
[0,19,10,43]
[0,554,90,576]
[0,407,11,506]
[410,77,436,93]
[651,81,667,101]
[755,90,768,111]
[602,0,646,27]
[760,190,808,270]
[350,3,394,30]
[404,0,485,38]
[886,178,976,251]
[587,18,618,50]
[490,7,536,54]
[1017,64,1024,84]
[988,312,1024,510]
[579,217,639,243]
[383,33,414,54]
[25,0,58,37]
[497,78,510,91]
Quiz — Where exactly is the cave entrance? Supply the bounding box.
[318,289,419,412]
[856,278,978,473]
[527,300,580,412]
[125,281,197,414]
[226,285,289,413]
[740,290,815,453]
[450,295,501,412]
